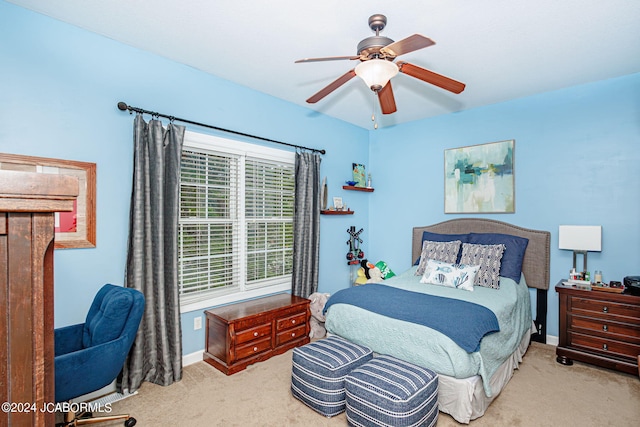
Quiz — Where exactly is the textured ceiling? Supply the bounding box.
[8,0,640,129]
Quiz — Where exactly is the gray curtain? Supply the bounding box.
[120,114,185,394]
[292,151,321,298]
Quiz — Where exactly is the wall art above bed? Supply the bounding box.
[444,140,515,214]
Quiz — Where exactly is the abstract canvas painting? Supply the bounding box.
[444,140,515,213]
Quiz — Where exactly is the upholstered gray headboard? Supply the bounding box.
[412,219,551,343]
[412,219,551,290]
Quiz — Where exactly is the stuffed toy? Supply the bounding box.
[308,292,330,339]
[354,259,384,286]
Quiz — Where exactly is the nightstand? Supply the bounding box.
[555,282,640,375]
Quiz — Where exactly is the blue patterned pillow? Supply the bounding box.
[468,233,528,282]
[459,243,505,289]
[412,232,470,265]
[415,240,462,276]
[420,259,480,291]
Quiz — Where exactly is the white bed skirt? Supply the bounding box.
[437,324,534,424]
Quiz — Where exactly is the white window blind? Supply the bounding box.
[178,132,294,309]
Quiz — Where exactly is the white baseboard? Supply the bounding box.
[546,335,559,346]
[183,350,204,367]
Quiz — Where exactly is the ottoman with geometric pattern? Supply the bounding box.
[345,354,439,427]
[291,336,373,417]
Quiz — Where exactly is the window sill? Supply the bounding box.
[179,282,291,313]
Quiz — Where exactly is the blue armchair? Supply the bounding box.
[55,284,145,426]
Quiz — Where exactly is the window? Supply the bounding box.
[178,131,295,312]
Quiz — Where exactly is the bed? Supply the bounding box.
[324,219,550,423]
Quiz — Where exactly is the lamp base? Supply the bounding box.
[572,250,589,273]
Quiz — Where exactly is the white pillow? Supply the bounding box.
[420,259,480,292]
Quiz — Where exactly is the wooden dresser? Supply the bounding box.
[203,293,310,375]
[0,170,78,427]
[556,283,640,375]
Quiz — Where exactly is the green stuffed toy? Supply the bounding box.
[375,260,395,279]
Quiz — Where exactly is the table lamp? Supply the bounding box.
[558,225,602,273]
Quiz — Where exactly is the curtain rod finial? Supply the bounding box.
[117,102,128,111]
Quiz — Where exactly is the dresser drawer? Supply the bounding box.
[235,323,272,345]
[571,315,640,342]
[276,311,307,331]
[235,336,272,361]
[571,296,640,320]
[275,324,307,347]
[568,331,640,360]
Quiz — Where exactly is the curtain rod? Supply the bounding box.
[117,102,325,155]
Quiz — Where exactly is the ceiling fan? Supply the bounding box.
[295,14,466,115]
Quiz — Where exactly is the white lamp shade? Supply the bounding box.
[558,225,602,251]
[355,59,399,90]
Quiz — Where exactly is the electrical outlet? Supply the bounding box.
[194,316,202,330]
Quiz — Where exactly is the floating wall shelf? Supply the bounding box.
[342,185,374,192]
[321,210,354,215]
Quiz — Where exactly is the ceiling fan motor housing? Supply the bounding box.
[357,36,395,59]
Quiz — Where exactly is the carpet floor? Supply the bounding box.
[104,342,639,426]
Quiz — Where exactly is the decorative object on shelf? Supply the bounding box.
[346,226,364,265]
[321,176,328,210]
[444,140,515,214]
[346,180,357,186]
[559,225,602,273]
[367,173,372,188]
[333,196,344,210]
[352,163,366,187]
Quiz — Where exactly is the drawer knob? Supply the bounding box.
[602,306,608,313]
[291,332,296,337]
[253,346,258,352]
[292,319,296,324]
[254,332,259,337]
[603,325,608,332]
[602,343,608,351]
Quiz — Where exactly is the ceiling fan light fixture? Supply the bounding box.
[355,59,398,91]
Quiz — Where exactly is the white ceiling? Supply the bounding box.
[8,0,640,129]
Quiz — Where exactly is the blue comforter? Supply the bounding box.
[324,284,499,352]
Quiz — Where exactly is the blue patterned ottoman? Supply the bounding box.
[345,355,439,427]
[291,336,373,417]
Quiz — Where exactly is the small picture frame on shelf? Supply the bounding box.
[352,163,366,187]
[333,196,343,210]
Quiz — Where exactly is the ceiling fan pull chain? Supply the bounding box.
[371,93,378,130]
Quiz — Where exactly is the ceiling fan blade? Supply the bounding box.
[378,81,397,114]
[306,69,357,104]
[397,61,466,94]
[381,34,435,57]
[295,55,360,63]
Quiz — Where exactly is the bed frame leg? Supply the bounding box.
[531,289,547,343]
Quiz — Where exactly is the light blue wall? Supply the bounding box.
[368,73,640,336]
[2,2,638,355]
[0,2,368,355]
